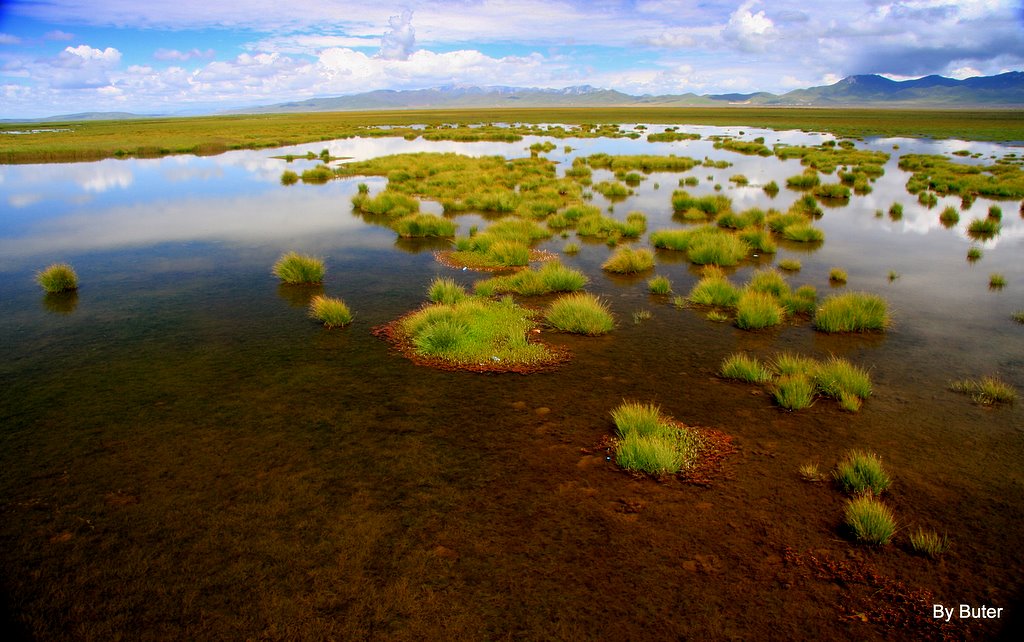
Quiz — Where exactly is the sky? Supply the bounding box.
[1,0,1023,118]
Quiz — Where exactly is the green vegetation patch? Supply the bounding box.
[718,352,873,412]
[36,263,78,293]
[544,292,615,335]
[899,153,1024,199]
[474,262,587,296]
[909,528,951,558]
[813,292,890,333]
[272,252,325,285]
[735,291,785,330]
[308,295,353,328]
[844,496,896,545]
[391,214,457,238]
[949,376,1016,405]
[719,353,773,384]
[379,296,565,373]
[583,153,699,173]
[834,450,891,496]
[602,247,655,273]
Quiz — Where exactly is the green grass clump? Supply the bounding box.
[747,268,790,298]
[647,275,673,295]
[615,434,684,475]
[939,206,960,226]
[352,190,420,218]
[967,217,1001,239]
[729,174,749,185]
[399,297,553,367]
[786,171,820,189]
[300,165,334,183]
[989,273,1006,288]
[632,309,652,323]
[611,401,666,439]
[36,263,78,293]
[687,228,750,266]
[772,375,816,410]
[738,228,777,254]
[949,376,1016,405]
[813,183,851,200]
[308,295,353,328]
[717,208,765,230]
[769,352,818,377]
[763,180,780,196]
[428,277,468,304]
[280,170,299,185]
[602,247,654,273]
[829,267,848,283]
[813,292,889,333]
[610,401,700,476]
[1013,310,1024,324]
[720,353,773,383]
[671,190,732,216]
[918,191,938,207]
[544,293,615,335]
[391,214,457,237]
[688,269,741,307]
[888,202,904,220]
[909,528,951,557]
[272,252,325,284]
[734,291,784,329]
[563,242,580,254]
[476,262,588,296]
[781,222,825,243]
[967,246,983,261]
[782,284,818,315]
[778,258,802,271]
[988,205,1002,220]
[813,356,872,402]
[834,450,891,496]
[844,496,896,545]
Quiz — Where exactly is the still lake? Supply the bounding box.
[1,126,1022,640]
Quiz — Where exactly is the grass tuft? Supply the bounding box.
[834,450,891,496]
[720,353,773,383]
[544,292,615,335]
[36,263,78,293]
[813,292,889,333]
[772,375,816,410]
[829,267,848,284]
[989,273,1006,288]
[647,275,672,295]
[777,258,802,272]
[602,247,654,274]
[844,496,896,545]
[813,356,872,401]
[909,528,951,557]
[428,277,468,305]
[308,295,353,328]
[735,291,784,329]
[949,376,1016,405]
[272,252,325,284]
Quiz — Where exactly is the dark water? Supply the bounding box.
[1,130,1022,640]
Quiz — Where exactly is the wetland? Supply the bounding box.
[1,117,1022,640]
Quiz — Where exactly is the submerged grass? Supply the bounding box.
[36,263,78,293]
[544,292,615,335]
[272,252,325,284]
[949,376,1016,405]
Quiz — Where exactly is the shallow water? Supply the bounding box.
[1,127,1022,640]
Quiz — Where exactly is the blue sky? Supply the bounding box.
[1,0,1022,118]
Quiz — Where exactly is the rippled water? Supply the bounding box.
[1,127,1022,640]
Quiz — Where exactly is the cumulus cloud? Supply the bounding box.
[379,9,415,60]
[722,1,777,52]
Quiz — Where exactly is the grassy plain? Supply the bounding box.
[4,107,1024,163]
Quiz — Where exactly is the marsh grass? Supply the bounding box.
[782,284,818,315]
[735,291,784,329]
[917,191,938,208]
[602,247,654,273]
[475,262,588,296]
[889,202,904,220]
[272,252,325,284]
[300,165,334,183]
[392,214,457,237]
[611,401,665,439]
[280,170,299,185]
[747,268,790,298]
[308,295,353,328]
[1013,310,1024,324]
[909,528,951,557]
[967,217,1001,239]
[829,267,848,284]
[834,450,891,496]
[615,434,684,475]
[949,376,1016,405]
[781,222,825,243]
[739,229,777,254]
[939,206,960,226]
[563,242,580,254]
[778,258,802,272]
[798,462,828,482]
[399,296,553,367]
[763,180,780,196]
[428,277,468,304]
[610,401,700,476]
[36,263,78,293]
[706,310,729,322]
[813,292,889,333]
[632,309,652,324]
[772,375,816,410]
[720,353,772,383]
[647,275,672,295]
[813,356,872,402]
[544,292,615,335]
[688,270,741,307]
[687,229,750,266]
[844,496,896,545]
[989,273,1006,288]
[967,246,983,261]
[769,352,817,378]
[352,190,420,218]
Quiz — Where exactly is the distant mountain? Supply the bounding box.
[230,72,1023,114]
[7,72,1022,122]
[0,111,161,123]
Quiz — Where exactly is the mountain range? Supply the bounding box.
[232,72,1024,114]
[6,72,1022,122]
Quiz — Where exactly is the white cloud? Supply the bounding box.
[378,9,415,61]
[0,33,22,45]
[154,48,215,62]
[45,30,75,40]
[722,1,777,52]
